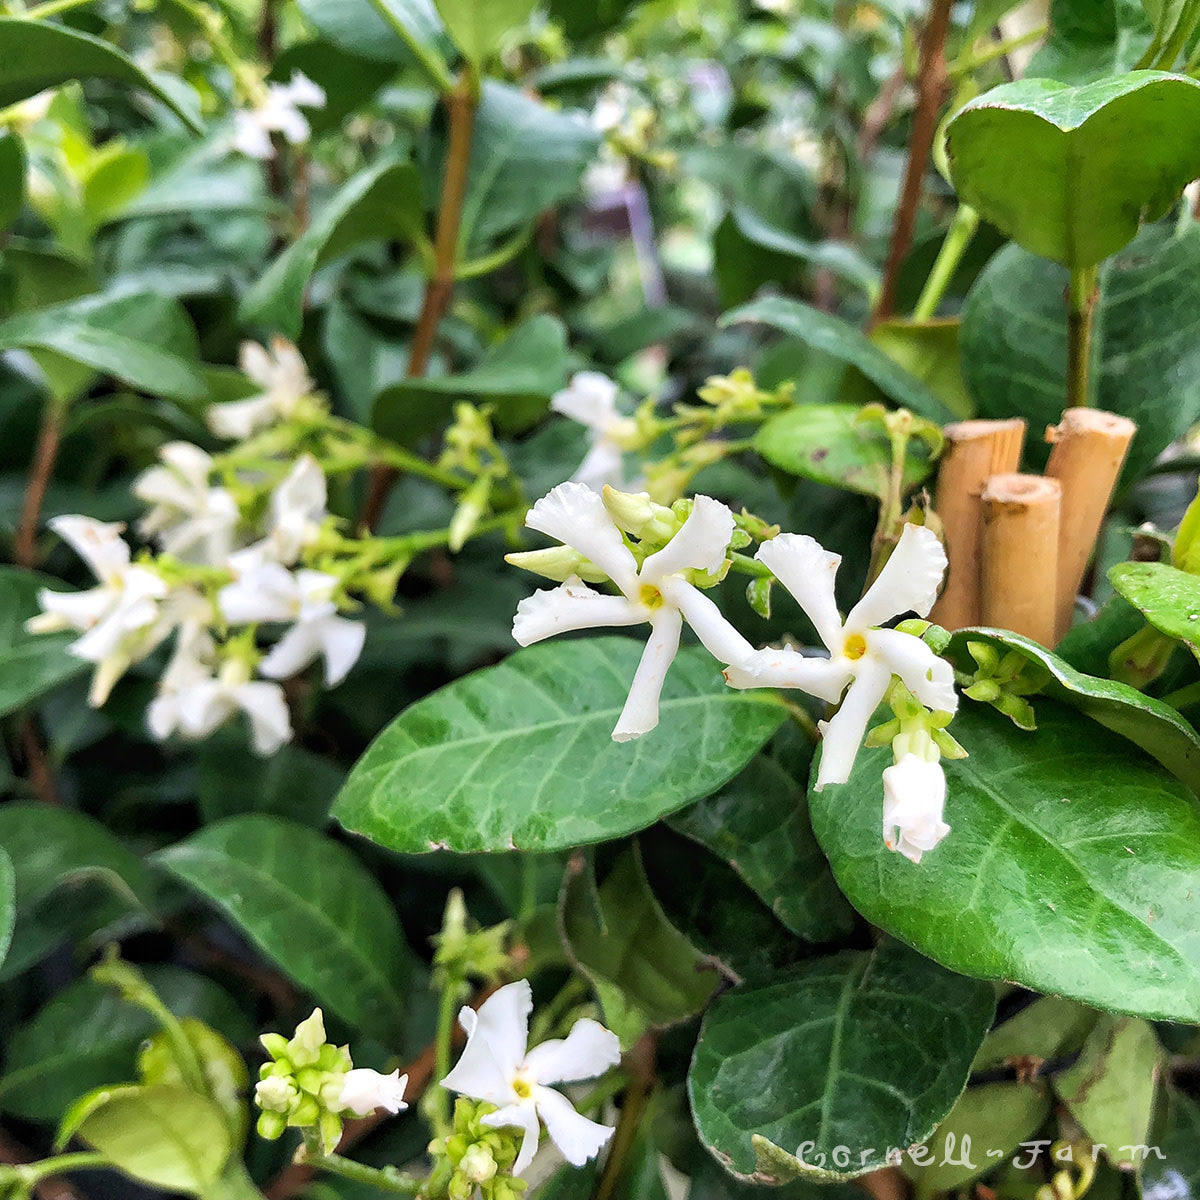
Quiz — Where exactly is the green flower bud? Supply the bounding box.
[288,1008,327,1067]
[461,1144,498,1184]
[504,547,608,584]
[600,486,679,543]
[257,1110,288,1141]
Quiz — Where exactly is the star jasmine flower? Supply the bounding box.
[441,980,620,1176]
[232,71,326,161]
[550,372,639,491]
[27,516,173,705]
[882,753,950,864]
[134,442,240,564]
[724,523,956,788]
[335,1068,409,1118]
[263,455,327,564]
[208,338,314,440]
[220,562,364,685]
[512,482,752,741]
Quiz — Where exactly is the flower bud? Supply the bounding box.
[600,486,679,542]
[460,1144,498,1184]
[505,546,608,584]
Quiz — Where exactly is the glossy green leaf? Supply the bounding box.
[63,1084,231,1194]
[297,0,449,75]
[668,751,856,943]
[688,943,995,1183]
[1053,1015,1160,1168]
[1108,561,1200,661]
[0,133,25,233]
[0,567,88,718]
[1029,0,1155,84]
[436,0,536,62]
[946,627,1200,796]
[946,73,1200,269]
[561,848,720,1046]
[0,19,202,131]
[753,403,936,501]
[812,700,1200,1023]
[371,314,567,443]
[240,158,425,338]
[723,297,956,423]
[1143,1090,1200,1200]
[333,638,787,854]
[154,815,408,1039]
[972,996,1097,1072]
[960,224,1200,480]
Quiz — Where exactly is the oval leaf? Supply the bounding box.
[1108,560,1200,660]
[333,638,787,854]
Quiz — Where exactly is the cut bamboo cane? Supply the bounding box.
[1045,407,1137,641]
[928,418,1026,630]
[980,473,1061,646]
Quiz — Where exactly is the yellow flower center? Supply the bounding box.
[638,583,665,610]
[513,1077,533,1100]
[843,633,868,661]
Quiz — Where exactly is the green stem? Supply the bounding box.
[21,0,95,19]
[912,204,979,321]
[948,24,1047,76]
[365,0,454,92]
[431,977,462,1139]
[781,698,821,744]
[306,1153,423,1195]
[15,1153,107,1184]
[1160,680,1200,710]
[1158,0,1200,67]
[1066,264,1099,409]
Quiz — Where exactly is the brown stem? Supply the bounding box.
[592,1034,656,1200]
[359,74,478,533]
[0,1126,87,1200]
[17,401,63,569]
[871,0,955,327]
[19,719,60,805]
[857,61,907,165]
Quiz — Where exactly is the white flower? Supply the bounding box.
[441,980,620,1176]
[147,630,292,755]
[220,562,364,685]
[882,754,950,864]
[207,338,314,440]
[231,70,326,160]
[27,516,173,706]
[264,455,327,565]
[335,1068,409,1117]
[134,442,240,564]
[551,372,639,492]
[512,483,752,741]
[724,523,956,789]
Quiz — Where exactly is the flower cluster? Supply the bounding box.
[27,340,366,755]
[509,482,961,861]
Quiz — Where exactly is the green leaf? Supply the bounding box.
[1029,0,1154,83]
[907,1082,1052,1199]
[668,750,856,943]
[0,849,13,972]
[154,815,409,1039]
[0,567,88,718]
[62,1084,231,1194]
[239,158,425,338]
[1143,1090,1200,1200]
[333,638,787,854]
[946,73,1200,269]
[297,0,450,76]
[0,133,25,233]
[722,297,956,423]
[371,314,567,442]
[972,996,1097,1071]
[753,403,936,501]
[946,627,1200,796]
[1053,1015,1160,1168]
[0,19,202,131]
[686,1155,863,1200]
[435,0,536,62]
[960,224,1200,480]
[457,82,601,253]
[561,847,720,1047]
[688,942,995,1183]
[811,700,1200,1023]
[1109,560,1200,661]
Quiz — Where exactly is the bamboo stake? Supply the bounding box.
[980,473,1061,646]
[1045,407,1137,641]
[929,418,1026,630]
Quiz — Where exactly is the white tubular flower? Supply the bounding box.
[208,338,314,440]
[882,754,950,864]
[551,372,638,492]
[134,442,239,564]
[335,1069,409,1118]
[265,455,327,564]
[441,980,620,1176]
[512,483,752,741]
[724,523,956,789]
[220,562,364,685]
[231,71,326,161]
[27,516,172,706]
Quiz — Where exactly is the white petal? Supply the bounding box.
[442,989,528,1108]
[258,623,323,680]
[533,1086,615,1167]
[550,372,620,432]
[866,627,958,714]
[882,755,950,863]
[524,1018,621,1086]
[207,395,276,439]
[722,647,852,704]
[815,657,891,790]
[512,580,644,647]
[33,585,112,631]
[147,692,182,740]
[755,534,844,653]
[232,111,272,159]
[846,523,947,631]
[235,681,293,755]
[48,515,130,582]
[464,980,532,1076]
[572,440,626,493]
[157,441,214,487]
[480,1102,541,1177]
[274,103,312,146]
[219,562,299,624]
[238,340,275,387]
[663,578,754,666]
[176,680,235,738]
[317,616,365,685]
[640,495,734,580]
[611,608,682,742]
[525,483,640,594]
[282,70,326,110]
[336,1068,408,1117]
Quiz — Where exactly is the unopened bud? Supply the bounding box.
[601,486,679,542]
